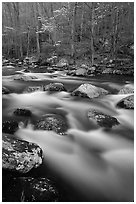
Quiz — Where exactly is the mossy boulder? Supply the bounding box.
[88,109,120,128]
[2,176,59,202]
[117,95,134,109]
[35,114,68,135]
[44,83,66,92]
[2,134,43,173]
[2,120,19,134]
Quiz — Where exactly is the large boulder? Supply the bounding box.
[44,83,66,92]
[2,86,10,94]
[35,114,68,135]
[3,176,59,202]
[13,108,32,117]
[72,83,109,99]
[118,84,134,94]
[2,134,43,173]
[117,95,134,109]
[2,120,18,134]
[88,109,120,128]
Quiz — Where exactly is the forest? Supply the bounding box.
[2,2,134,202]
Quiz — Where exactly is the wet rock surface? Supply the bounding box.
[24,86,44,93]
[35,114,68,135]
[2,176,59,202]
[13,108,32,117]
[117,95,134,109]
[72,83,109,99]
[2,120,19,134]
[44,83,67,92]
[118,84,134,94]
[13,74,38,81]
[88,109,120,128]
[2,133,43,173]
[2,86,10,94]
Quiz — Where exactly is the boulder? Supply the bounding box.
[117,95,134,109]
[102,68,113,74]
[2,134,43,173]
[72,83,109,99]
[56,58,69,68]
[87,66,96,75]
[88,109,120,128]
[13,108,32,117]
[24,86,44,93]
[35,114,68,135]
[2,176,59,202]
[118,84,134,94]
[75,68,87,76]
[2,86,10,94]
[14,75,37,81]
[2,120,18,134]
[2,65,15,69]
[113,69,122,75]
[44,83,66,92]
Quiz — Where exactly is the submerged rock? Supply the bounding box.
[2,86,10,94]
[118,84,134,94]
[117,95,134,109]
[44,83,66,92]
[2,134,43,173]
[88,109,120,128]
[2,120,18,134]
[24,86,44,93]
[13,108,32,117]
[3,176,60,202]
[72,83,109,99]
[35,114,68,135]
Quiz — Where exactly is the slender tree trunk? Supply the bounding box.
[80,3,85,41]
[71,3,77,59]
[112,3,119,60]
[90,2,94,65]
[33,3,40,55]
[27,27,30,57]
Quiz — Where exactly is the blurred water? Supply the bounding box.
[2,72,134,201]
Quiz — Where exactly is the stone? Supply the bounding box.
[35,114,68,135]
[14,75,37,81]
[117,95,134,109]
[72,83,109,99]
[13,108,32,117]
[2,120,18,134]
[56,58,69,68]
[118,84,134,94]
[88,109,120,128]
[44,83,66,92]
[2,133,43,173]
[3,176,59,202]
[102,68,113,74]
[24,86,43,93]
[75,68,87,76]
[2,86,10,94]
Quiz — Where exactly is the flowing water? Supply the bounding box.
[2,71,134,202]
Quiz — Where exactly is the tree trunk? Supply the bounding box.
[90,2,94,65]
[71,3,77,59]
[80,3,85,41]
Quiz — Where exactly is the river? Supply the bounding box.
[2,70,134,201]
